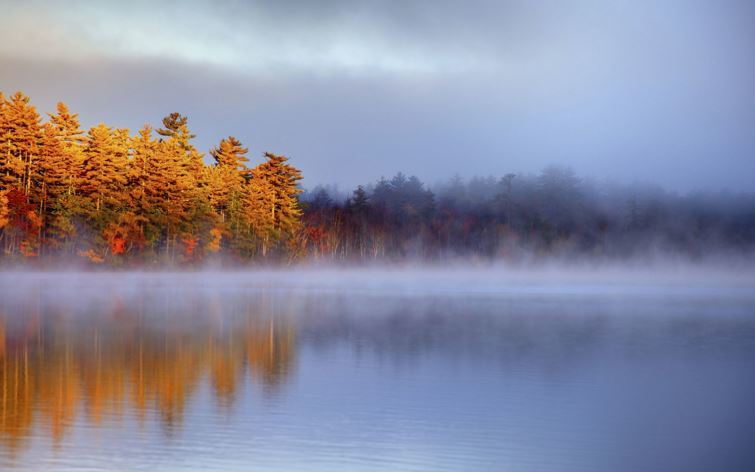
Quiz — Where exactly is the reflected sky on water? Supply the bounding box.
[0,271,754,471]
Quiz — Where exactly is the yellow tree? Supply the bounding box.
[129,125,159,245]
[43,102,86,252]
[0,92,46,255]
[0,91,43,196]
[80,124,129,216]
[208,136,249,252]
[208,136,248,217]
[157,112,205,182]
[35,122,68,252]
[78,124,130,259]
[48,102,85,196]
[142,136,195,259]
[249,152,303,255]
[235,174,276,256]
[156,113,210,260]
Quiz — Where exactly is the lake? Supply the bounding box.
[0,268,754,471]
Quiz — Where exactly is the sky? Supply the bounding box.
[1,0,754,191]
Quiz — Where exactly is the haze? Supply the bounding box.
[2,0,754,191]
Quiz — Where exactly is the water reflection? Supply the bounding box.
[0,273,754,471]
[0,297,296,454]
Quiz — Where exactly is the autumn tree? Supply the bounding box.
[252,153,303,235]
[157,112,204,181]
[48,102,85,196]
[0,92,313,265]
[242,153,302,257]
[235,173,276,256]
[80,124,129,216]
[34,122,68,252]
[0,91,43,196]
[76,124,131,258]
[153,114,209,260]
[128,125,158,245]
[207,136,249,250]
[40,102,86,251]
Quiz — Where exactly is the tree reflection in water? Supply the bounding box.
[0,293,297,454]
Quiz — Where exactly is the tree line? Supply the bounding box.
[2,91,754,266]
[0,91,303,265]
[302,168,755,262]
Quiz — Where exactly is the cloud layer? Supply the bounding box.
[1,0,754,190]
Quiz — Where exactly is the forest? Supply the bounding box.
[1,91,754,266]
[0,91,303,264]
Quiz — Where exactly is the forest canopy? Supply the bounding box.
[0,91,303,264]
[1,91,754,266]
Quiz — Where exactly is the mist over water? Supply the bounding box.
[1,268,754,471]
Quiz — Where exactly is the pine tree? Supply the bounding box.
[237,175,276,256]
[42,102,86,252]
[129,125,158,243]
[157,112,204,180]
[80,124,129,219]
[48,102,85,195]
[246,152,303,256]
[0,92,43,195]
[156,112,196,147]
[33,123,69,252]
[211,136,248,170]
[347,185,369,214]
[208,136,249,234]
[155,113,211,259]
[150,138,193,258]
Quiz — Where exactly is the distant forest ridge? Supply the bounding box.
[301,170,755,262]
[1,91,754,266]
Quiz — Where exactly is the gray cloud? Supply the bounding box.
[1,0,754,191]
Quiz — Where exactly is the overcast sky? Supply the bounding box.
[1,0,754,191]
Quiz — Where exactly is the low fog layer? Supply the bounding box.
[300,168,755,263]
[2,264,754,299]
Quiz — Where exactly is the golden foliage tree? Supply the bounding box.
[0,91,43,195]
[80,124,129,217]
[0,92,306,264]
[249,152,303,255]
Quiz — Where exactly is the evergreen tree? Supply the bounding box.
[347,185,369,214]
[238,175,277,256]
[48,102,85,195]
[157,112,204,181]
[208,137,249,247]
[40,103,87,252]
[34,122,69,252]
[251,152,303,240]
[211,136,248,171]
[80,124,129,219]
[0,92,43,195]
[148,138,187,256]
[129,125,158,244]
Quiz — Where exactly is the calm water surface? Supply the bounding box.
[0,270,754,471]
